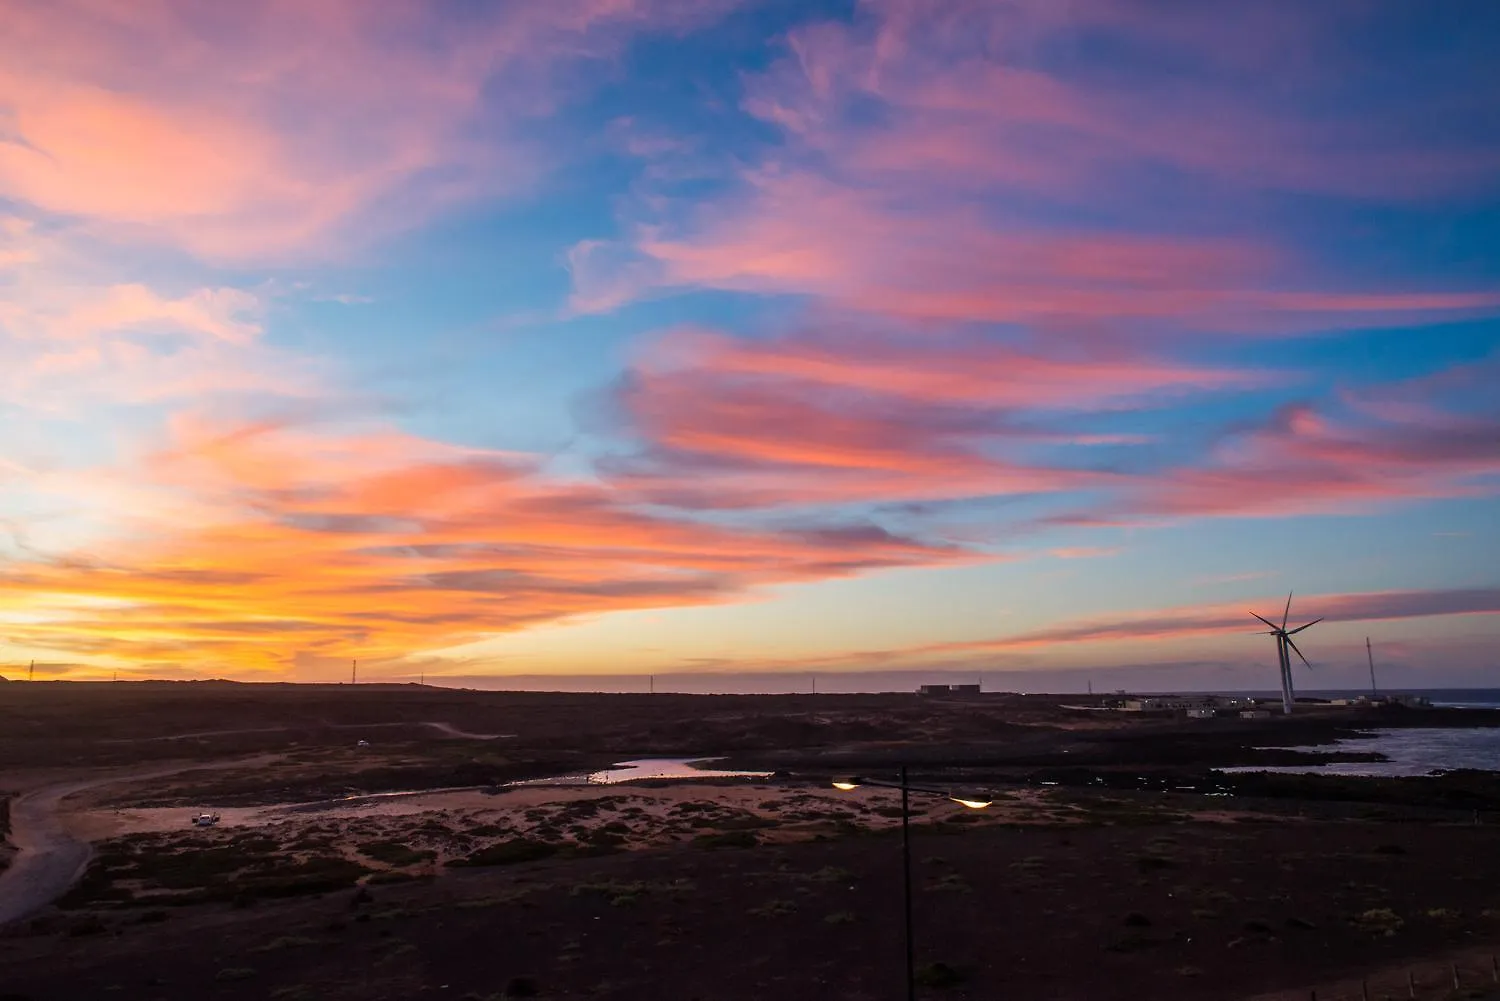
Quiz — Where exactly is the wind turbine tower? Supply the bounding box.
[1367,637,1378,697]
[1250,592,1322,715]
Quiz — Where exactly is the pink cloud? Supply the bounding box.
[579,2,1500,334]
[1087,384,1500,522]
[0,0,739,261]
[609,326,1251,509]
[931,587,1500,653]
[0,243,319,413]
[609,171,1500,334]
[639,327,1257,409]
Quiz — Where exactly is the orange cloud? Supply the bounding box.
[0,414,973,673]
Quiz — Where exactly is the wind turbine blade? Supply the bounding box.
[1250,612,1280,630]
[1282,591,1293,631]
[1287,617,1323,635]
[1285,636,1312,669]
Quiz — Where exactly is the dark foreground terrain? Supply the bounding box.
[4,817,1500,1001]
[2,683,1499,1000]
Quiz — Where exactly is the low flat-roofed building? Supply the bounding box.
[1123,695,1218,712]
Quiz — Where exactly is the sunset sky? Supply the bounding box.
[2,0,1498,690]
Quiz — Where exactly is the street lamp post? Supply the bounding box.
[832,768,992,1001]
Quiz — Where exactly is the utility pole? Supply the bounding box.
[29,660,34,682]
[1087,678,1093,696]
[649,674,654,695]
[811,674,817,695]
[351,659,357,685]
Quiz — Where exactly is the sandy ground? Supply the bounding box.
[0,755,281,926]
[43,776,1095,901]
[65,779,1040,844]
[102,721,514,743]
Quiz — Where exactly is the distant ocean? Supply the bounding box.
[1209,689,1500,710]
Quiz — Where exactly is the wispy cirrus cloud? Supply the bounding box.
[576,1,1500,330]
[572,0,1500,538]
[0,0,739,262]
[1056,358,1500,525]
[600,326,1248,510]
[583,171,1500,332]
[686,586,1500,675]
[953,587,1500,652]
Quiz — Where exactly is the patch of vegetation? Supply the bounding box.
[451,839,558,867]
[214,968,257,982]
[913,963,965,988]
[1351,907,1404,935]
[927,873,971,893]
[571,880,651,906]
[67,916,108,937]
[808,866,853,883]
[1106,932,1166,953]
[693,830,758,850]
[367,870,431,886]
[824,910,857,925]
[748,898,797,917]
[357,840,435,867]
[252,936,321,953]
[504,975,541,997]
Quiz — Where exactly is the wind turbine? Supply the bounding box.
[1250,592,1322,714]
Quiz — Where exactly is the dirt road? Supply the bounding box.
[0,756,277,926]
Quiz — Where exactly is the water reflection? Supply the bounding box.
[1220,727,1500,777]
[513,757,773,786]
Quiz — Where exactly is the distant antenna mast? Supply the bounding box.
[1087,678,1093,696]
[1367,637,1378,697]
[351,659,357,685]
[29,660,34,682]
[811,674,817,695]
[649,674,655,695]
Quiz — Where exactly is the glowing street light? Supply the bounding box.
[949,796,993,810]
[831,767,992,1001]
